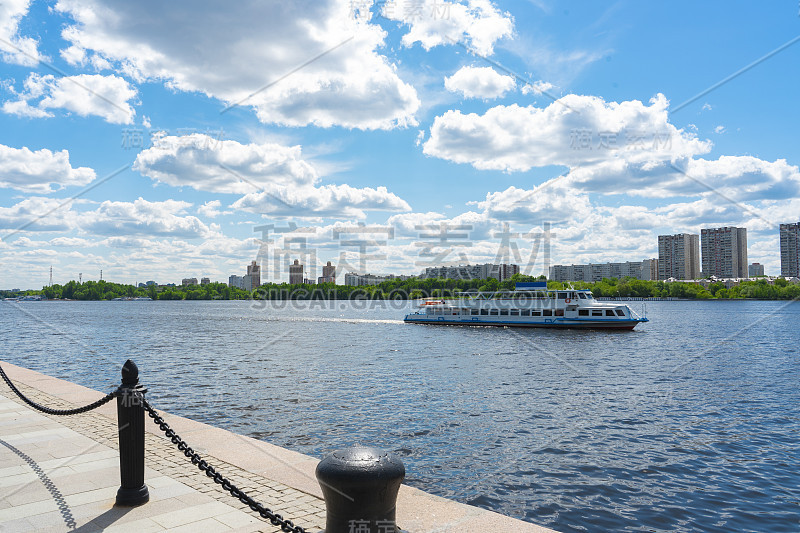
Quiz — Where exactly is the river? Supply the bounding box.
[1,299,798,532]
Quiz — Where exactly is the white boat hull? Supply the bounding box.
[403,315,648,330]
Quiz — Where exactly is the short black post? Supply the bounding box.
[315,446,405,533]
[115,359,149,506]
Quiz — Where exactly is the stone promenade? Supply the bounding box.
[0,361,557,533]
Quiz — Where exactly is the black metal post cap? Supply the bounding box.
[316,446,405,533]
[121,359,139,385]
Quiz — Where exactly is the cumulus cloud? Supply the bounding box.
[0,197,77,232]
[0,144,96,193]
[197,200,230,219]
[566,155,800,201]
[472,182,593,224]
[521,80,554,95]
[0,0,43,66]
[444,66,515,99]
[382,0,513,56]
[134,134,317,194]
[134,134,411,219]
[232,184,410,219]
[78,198,211,238]
[3,73,137,124]
[424,94,709,172]
[55,0,419,129]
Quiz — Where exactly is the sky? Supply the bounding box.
[1,1,799,288]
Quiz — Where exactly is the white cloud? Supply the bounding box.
[78,198,211,238]
[564,155,800,202]
[3,73,137,124]
[0,144,96,193]
[424,93,709,172]
[521,80,554,95]
[134,134,411,219]
[444,66,515,99]
[0,0,43,66]
[232,184,411,219]
[55,0,419,130]
[197,200,231,218]
[0,197,77,232]
[382,0,514,56]
[472,182,593,224]
[714,125,725,134]
[133,134,317,194]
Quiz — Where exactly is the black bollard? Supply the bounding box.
[315,446,405,533]
[115,359,149,506]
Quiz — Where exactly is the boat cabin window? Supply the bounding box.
[434,308,443,315]
[543,309,553,316]
[605,310,616,316]
[615,309,625,316]
[510,309,520,316]
[591,310,603,316]
[578,293,587,299]
[480,309,489,315]
[555,309,564,316]
[531,310,542,316]
[521,309,530,316]
[557,292,568,299]
[471,309,479,316]
[490,309,499,316]
[500,309,509,316]
[579,310,589,316]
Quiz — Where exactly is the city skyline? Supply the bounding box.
[2,3,800,288]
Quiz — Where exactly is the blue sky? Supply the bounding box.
[1,1,799,288]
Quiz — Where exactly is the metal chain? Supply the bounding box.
[0,363,118,415]
[141,398,307,533]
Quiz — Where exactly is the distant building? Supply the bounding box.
[780,222,800,278]
[145,281,156,286]
[181,278,198,286]
[748,263,765,277]
[289,259,304,284]
[658,233,700,280]
[228,275,245,289]
[701,227,748,278]
[344,272,413,286]
[303,278,316,285]
[322,261,336,280]
[200,277,210,285]
[420,263,519,281]
[550,260,653,282]
[247,261,261,289]
[641,258,658,281]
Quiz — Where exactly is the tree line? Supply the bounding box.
[1,274,798,301]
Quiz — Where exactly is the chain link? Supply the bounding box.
[141,398,308,533]
[0,363,118,415]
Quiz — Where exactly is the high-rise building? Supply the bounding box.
[701,227,747,278]
[748,263,765,277]
[247,261,261,288]
[318,261,336,283]
[322,261,335,279]
[228,275,244,289]
[641,258,658,281]
[289,259,304,284]
[200,277,210,285]
[780,222,800,277]
[182,278,198,286]
[658,233,700,280]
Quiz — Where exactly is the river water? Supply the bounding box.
[1,299,798,532]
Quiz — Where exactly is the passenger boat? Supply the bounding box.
[404,282,648,330]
